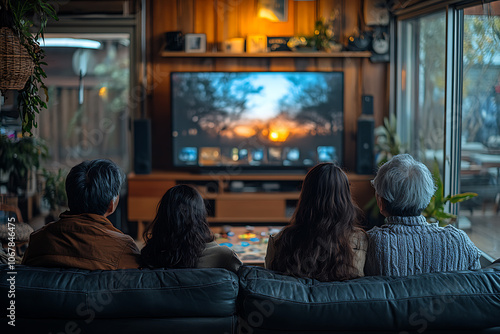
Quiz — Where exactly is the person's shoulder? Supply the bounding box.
[351,229,367,241]
[205,241,233,254]
[366,225,387,236]
[442,224,474,240]
[351,229,368,250]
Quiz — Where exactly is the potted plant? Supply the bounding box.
[363,114,407,228]
[0,0,57,135]
[0,134,48,196]
[374,113,406,166]
[423,159,477,226]
[41,168,67,224]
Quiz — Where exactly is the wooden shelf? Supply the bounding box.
[160,51,372,58]
[128,171,374,240]
[129,171,372,181]
[216,192,300,200]
[208,217,291,223]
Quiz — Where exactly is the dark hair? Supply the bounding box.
[65,159,123,215]
[270,163,364,281]
[139,185,214,269]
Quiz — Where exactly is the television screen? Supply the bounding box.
[171,72,344,170]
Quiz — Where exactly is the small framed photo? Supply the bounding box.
[246,35,267,53]
[185,33,206,53]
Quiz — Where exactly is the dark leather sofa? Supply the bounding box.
[0,265,239,334]
[1,263,499,334]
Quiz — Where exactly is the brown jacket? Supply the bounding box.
[22,212,140,270]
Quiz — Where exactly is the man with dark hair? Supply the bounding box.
[22,159,140,270]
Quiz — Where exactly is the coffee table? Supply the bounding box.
[212,225,283,265]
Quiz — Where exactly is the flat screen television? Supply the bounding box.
[171,71,344,171]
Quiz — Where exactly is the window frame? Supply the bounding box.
[392,0,492,218]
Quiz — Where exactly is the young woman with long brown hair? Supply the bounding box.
[265,163,367,281]
[139,185,242,272]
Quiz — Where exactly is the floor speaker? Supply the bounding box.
[356,117,375,175]
[134,119,152,174]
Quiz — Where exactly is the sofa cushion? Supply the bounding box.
[0,264,238,319]
[237,264,500,333]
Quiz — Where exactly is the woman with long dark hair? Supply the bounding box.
[139,185,242,272]
[265,163,367,281]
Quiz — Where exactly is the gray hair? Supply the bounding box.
[372,154,436,216]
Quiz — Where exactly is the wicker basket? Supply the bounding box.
[0,27,34,90]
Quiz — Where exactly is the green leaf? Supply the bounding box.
[448,192,478,203]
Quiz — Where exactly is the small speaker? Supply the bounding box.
[134,119,152,174]
[362,95,374,115]
[356,117,375,175]
[164,31,184,51]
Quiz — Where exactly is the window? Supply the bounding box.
[460,3,500,259]
[396,1,500,260]
[35,31,132,172]
[397,12,446,170]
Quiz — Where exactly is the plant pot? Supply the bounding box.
[0,27,34,90]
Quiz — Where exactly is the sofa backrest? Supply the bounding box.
[237,264,500,334]
[0,264,239,334]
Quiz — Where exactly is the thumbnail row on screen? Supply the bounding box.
[177,146,339,166]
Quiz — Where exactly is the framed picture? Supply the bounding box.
[257,0,288,22]
[247,35,267,53]
[185,33,206,53]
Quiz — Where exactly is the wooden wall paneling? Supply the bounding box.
[343,0,360,37]
[293,58,318,72]
[194,0,216,49]
[178,0,195,33]
[151,0,178,55]
[361,58,389,126]
[225,0,241,39]
[150,0,178,169]
[318,0,335,19]
[343,57,360,171]
[294,0,317,36]
[341,0,361,171]
[315,58,342,71]
[268,58,295,71]
[214,58,268,71]
[237,0,253,40]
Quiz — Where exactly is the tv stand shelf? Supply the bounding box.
[160,51,372,58]
[127,171,374,240]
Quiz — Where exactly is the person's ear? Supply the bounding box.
[376,194,388,217]
[104,196,119,217]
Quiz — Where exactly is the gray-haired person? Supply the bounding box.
[364,154,481,276]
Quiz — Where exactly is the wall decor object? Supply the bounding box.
[257,0,288,22]
[267,36,291,52]
[164,31,184,51]
[246,35,267,53]
[185,33,207,53]
[364,0,390,26]
[223,38,245,53]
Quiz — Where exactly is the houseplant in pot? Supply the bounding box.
[41,168,67,224]
[0,134,48,221]
[0,0,57,135]
[422,159,477,227]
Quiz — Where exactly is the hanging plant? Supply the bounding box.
[0,0,58,136]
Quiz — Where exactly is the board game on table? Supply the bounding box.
[212,225,283,265]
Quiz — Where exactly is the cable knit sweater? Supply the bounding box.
[364,215,481,276]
